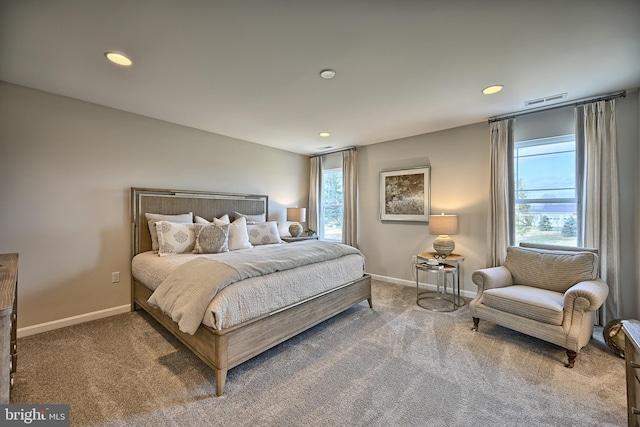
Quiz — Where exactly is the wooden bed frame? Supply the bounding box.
[130,187,372,396]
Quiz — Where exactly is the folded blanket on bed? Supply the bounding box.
[148,241,363,334]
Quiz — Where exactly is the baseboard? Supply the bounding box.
[17,275,476,338]
[368,272,476,299]
[17,304,131,338]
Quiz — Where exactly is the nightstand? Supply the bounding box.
[281,235,318,243]
[416,252,465,311]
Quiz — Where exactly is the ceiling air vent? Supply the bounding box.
[524,92,568,107]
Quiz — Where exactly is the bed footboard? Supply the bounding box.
[133,274,372,396]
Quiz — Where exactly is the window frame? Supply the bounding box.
[319,166,343,242]
[512,134,580,247]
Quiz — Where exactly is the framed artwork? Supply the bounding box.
[379,166,430,222]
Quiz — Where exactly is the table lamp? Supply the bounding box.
[429,213,458,256]
[287,207,306,237]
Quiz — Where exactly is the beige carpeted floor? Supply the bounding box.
[12,280,627,426]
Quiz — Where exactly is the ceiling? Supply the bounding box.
[1,0,639,155]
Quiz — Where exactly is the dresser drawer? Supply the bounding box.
[0,253,18,404]
[624,322,640,427]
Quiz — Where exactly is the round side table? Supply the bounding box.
[415,252,465,311]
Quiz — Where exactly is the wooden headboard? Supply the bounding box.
[131,187,268,256]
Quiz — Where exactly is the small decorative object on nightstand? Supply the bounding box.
[287,207,306,238]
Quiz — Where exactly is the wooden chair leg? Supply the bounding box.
[565,350,577,368]
[472,317,479,331]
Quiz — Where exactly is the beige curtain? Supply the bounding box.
[308,156,321,234]
[577,100,620,324]
[487,118,515,267]
[342,148,358,247]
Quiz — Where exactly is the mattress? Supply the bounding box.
[132,243,365,330]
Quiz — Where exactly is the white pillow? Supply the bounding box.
[247,221,284,245]
[156,221,197,256]
[145,212,193,251]
[217,216,252,250]
[234,211,266,224]
[194,215,210,224]
[193,223,230,254]
[195,214,230,224]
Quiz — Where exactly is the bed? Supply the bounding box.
[130,187,372,396]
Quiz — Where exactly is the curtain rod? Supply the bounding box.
[488,90,626,123]
[308,146,356,158]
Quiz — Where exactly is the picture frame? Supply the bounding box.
[379,166,430,222]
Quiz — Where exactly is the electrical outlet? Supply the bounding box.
[111,272,120,283]
[411,255,418,264]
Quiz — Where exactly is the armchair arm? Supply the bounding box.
[471,266,513,294]
[563,279,609,314]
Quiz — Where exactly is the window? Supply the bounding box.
[513,134,578,247]
[320,167,343,241]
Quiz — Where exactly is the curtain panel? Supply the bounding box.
[487,118,515,267]
[576,100,620,324]
[342,148,358,247]
[308,156,321,234]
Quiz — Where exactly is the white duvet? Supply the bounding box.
[132,241,365,331]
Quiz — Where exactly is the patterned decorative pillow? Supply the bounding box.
[145,212,193,251]
[216,216,252,251]
[193,224,230,254]
[195,214,230,225]
[234,211,266,225]
[155,221,197,256]
[247,221,283,245]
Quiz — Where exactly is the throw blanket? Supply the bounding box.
[148,241,363,334]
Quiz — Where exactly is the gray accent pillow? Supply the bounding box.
[193,224,230,254]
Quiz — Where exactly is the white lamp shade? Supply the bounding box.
[287,207,306,223]
[429,214,458,236]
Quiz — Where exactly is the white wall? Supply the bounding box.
[0,82,308,330]
[358,122,490,297]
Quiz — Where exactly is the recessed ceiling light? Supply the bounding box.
[105,52,132,66]
[319,132,331,137]
[319,69,336,79]
[482,85,504,95]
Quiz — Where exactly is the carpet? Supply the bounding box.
[11,280,627,426]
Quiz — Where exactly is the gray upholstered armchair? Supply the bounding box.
[470,243,609,368]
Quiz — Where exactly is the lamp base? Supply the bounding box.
[289,223,303,237]
[433,236,455,256]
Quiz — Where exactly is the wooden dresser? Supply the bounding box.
[0,253,18,404]
[624,320,640,427]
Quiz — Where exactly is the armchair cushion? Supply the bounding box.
[483,285,564,326]
[503,246,598,293]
